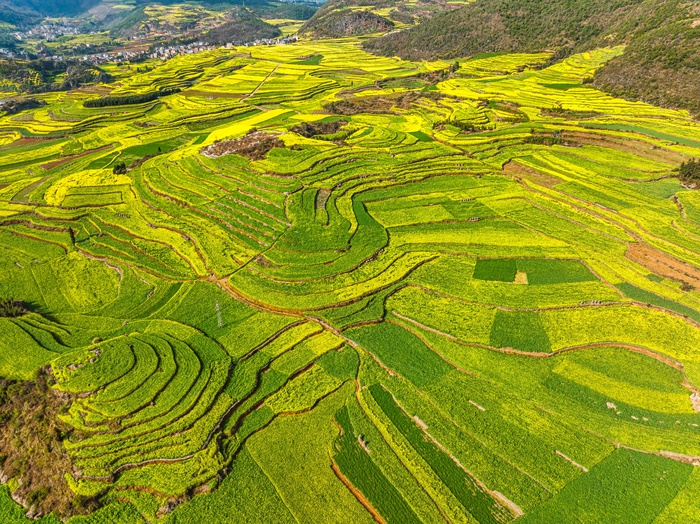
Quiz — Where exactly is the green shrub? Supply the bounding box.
[0,298,25,318]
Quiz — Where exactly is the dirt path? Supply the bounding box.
[243,64,280,100]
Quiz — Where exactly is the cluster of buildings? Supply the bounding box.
[0,48,29,60]
[0,31,300,66]
[0,22,302,66]
[148,35,299,61]
[12,21,81,43]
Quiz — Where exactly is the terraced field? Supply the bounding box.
[1,39,700,523]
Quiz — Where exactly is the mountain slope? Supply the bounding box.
[363,0,646,60]
[202,8,281,45]
[300,0,471,38]
[363,0,700,116]
[592,7,700,116]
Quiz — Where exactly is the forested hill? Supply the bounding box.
[300,0,469,38]
[0,0,277,30]
[363,0,700,116]
[0,0,102,29]
[0,0,100,18]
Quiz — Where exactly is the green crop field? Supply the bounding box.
[0,28,700,524]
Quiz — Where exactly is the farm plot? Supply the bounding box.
[1,37,700,524]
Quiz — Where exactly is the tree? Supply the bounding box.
[113,162,127,175]
[679,159,700,183]
[0,298,26,318]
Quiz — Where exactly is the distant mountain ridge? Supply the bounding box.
[2,0,102,17]
[0,0,278,31]
[362,0,700,116]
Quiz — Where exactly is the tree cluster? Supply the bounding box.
[300,8,393,38]
[84,88,180,108]
[201,8,281,46]
[0,97,46,115]
[679,159,700,183]
[292,120,347,138]
[113,162,128,175]
[0,297,26,317]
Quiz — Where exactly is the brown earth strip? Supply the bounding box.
[626,242,700,289]
[330,460,386,524]
[41,144,114,171]
[560,131,688,165]
[0,137,57,149]
[503,160,561,188]
[181,90,243,99]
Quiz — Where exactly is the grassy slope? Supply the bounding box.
[363,0,700,115]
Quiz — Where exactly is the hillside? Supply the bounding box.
[363,0,700,115]
[0,0,278,34]
[201,8,281,45]
[300,0,471,37]
[0,0,103,31]
[3,2,700,523]
[300,8,393,37]
[1,0,102,17]
[365,0,641,59]
[593,7,700,116]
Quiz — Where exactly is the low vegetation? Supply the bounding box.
[201,8,281,46]
[0,368,88,519]
[291,120,347,138]
[0,23,699,524]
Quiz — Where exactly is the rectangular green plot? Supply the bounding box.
[490,310,551,353]
[625,179,683,200]
[473,258,517,282]
[317,346,359,380]
[517,259,597,285]
[346,322,452,387]
[519,448,692,524]
[441,200,494,221]
[556,181,635,211]
[580,123,700,148]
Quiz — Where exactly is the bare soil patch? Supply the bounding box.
[181,90,243,99]
[691,392,700,413]
[201,132,284,161]
[626,243,700,289]
[292,120,347,138]
[0,368,97,519]
[514,270,528,284]
[504,160,561,188]
[562,131,688,165]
